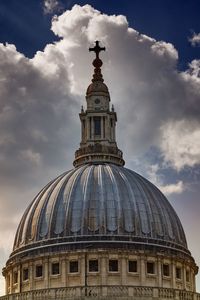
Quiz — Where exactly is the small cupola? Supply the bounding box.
[73,41,124,167]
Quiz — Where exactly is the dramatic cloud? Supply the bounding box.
[160,120,200,171]
[159,181,184,196]
[143,163,185,196]
[189,32,200,47]
[186,59,200,78]
[49,5,200,173]
[1,4,200,294]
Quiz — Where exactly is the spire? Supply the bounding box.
[89,41,105,83]
[73,41,124,168]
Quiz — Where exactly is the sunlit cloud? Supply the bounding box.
[189,32,200,47]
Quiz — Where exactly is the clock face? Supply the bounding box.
[95,98,100,104]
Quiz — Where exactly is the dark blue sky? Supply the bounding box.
[0,0,199,69]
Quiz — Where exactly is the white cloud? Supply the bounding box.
[189,32,200,47]
[144,164,185,196]
[159,181,185,196]
[20,149,41,166]
[43,0,61,14]
[185,59,200,78]
[160,120,200,171]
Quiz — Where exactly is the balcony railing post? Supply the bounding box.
[175,289,180,300]
[49,289,56,299]
[153,287,159,298]
[102,286,107,297]
[128,287,134,297]
[28,291,33,300]
[75,287,81,297]
[193,293,197,300]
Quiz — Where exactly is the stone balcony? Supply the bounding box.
[0,286,200,300]
[73,144,125,167]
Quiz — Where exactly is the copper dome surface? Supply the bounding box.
[12,164,188,257]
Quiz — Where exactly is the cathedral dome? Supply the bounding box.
[3,41,198,299]
[12,163,189,258]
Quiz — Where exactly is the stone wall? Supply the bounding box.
[4,250,196,295]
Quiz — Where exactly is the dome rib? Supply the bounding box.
[12,164,189,257]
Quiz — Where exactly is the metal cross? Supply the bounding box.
[89,41,106,59]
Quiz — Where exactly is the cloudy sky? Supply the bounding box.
[0,0,200,295]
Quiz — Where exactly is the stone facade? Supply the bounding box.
[3,249,197,295]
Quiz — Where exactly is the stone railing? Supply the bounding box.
[0,286,200,300]
[73,144,125,167]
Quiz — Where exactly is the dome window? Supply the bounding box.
[35,265,43,278]
[109,259,118,272]
[13,271,18,284]
[176,267,182,279]
[23,268,29,281]
[186,270,190,282]
[128,260,137,273]
[69,261,78,273]
[162,264,170,277]
[147,262,155,274]
[51,262,60,275]
[89,260,98,272]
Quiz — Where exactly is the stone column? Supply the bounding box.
[81,120,84,142]
[87,118,90,140]
[44,258,49,289]
[101,254,107,285]
[18,265,21,293]
[121,256,127,285]
[61,257,66,287]
[140,256,146,286]
[113,121,116,141]
[157,258,162,287]
[171,260,176,289]
[29,262,33,290]
[10,272,13,294]
[103,116,105,139]
[101,117,103,139]
[4,273,8,295]
[192,269,196,292]
[80,253,85,287]
[100,254,108,297]
[91,117,94,139]
[183,264,186,290]
[105,117,109,141]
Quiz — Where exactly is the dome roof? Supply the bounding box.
[86,81,109,96]
[12,164,188,258]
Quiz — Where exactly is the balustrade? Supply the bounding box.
[0,286,200,300]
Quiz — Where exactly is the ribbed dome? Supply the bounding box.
[12,164,188,257]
